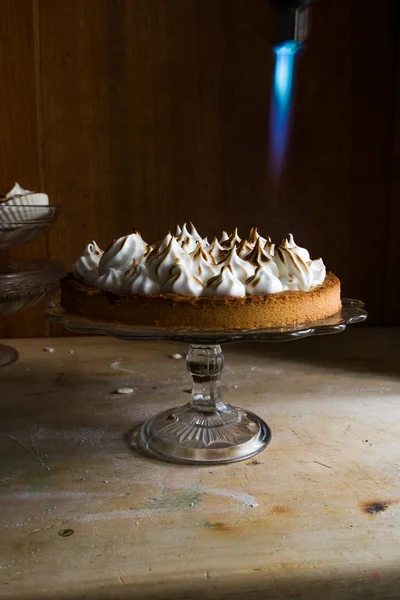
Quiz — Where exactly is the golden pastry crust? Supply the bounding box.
[60,272,341,329]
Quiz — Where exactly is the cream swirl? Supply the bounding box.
[161,265,203,296]
[245,265,283,295]
[203,266,245,297]
[72,241,103,282]
[99,231,147,275]
[218,246,255,283]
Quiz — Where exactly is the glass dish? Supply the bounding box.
[0,261,64,367]
[0,206,59,250]
[46,299,367,465]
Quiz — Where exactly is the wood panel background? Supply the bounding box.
[0,0,398,337]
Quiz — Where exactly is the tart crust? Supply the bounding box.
[60,272,341,329]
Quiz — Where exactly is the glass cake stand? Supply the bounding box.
[45,299,367,465]
[0,260,64,366]
[0,206,59,250]
[0,205,61,366]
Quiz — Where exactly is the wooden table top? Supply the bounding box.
[1,329,400,599]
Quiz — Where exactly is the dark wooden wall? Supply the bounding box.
[0,0,398,337]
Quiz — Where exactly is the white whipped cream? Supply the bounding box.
[72,227,328,297]
[203,266,246,297]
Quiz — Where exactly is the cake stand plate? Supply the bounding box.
[0,343,18,367]
[46,299,367,465]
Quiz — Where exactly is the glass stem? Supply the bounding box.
[186,344,227,413]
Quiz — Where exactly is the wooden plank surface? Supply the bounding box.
[1,329,400,599]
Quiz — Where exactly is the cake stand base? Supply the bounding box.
[0,343,18,367]
[139,403,270,465]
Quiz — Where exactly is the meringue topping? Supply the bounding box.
[208,237,225,262]
[218,246,255,283]
[221,228,241,249]
[146,236,192,282]
[161,265,203,296]
[125,264,161,295]
[190,242,219,283]
[99,231,147,275]
[203,266,246,297]
[72,226,327,297]
[245,265,283,295]
[72,241,103,283]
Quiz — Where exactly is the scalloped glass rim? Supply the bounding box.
[45,298,367,344]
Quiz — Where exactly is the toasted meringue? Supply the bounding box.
[146,236,192,282]
[125,264,161,294]
[96,267,125,293]
[190,242,219,283]
[282,234,310,263]
[218,246,255,283]
[72,241,103,282]
[99,231,147,275]
[245,265,283,295]
[161,265,203,296]
[208,237,225,262]
[203,266,246,297]
[221,228,241,249]
[274,245,313,291]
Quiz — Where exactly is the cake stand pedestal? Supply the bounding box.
[46,299,367,465]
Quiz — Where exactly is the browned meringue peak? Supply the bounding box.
[248,227,259,246]
[220,231,229,243]
[236,238,254,259]
[217,245,255,282]
[246,238,274,266]
[208,236,225,262]
[264,236,276,256]
[280,233,311,263]
[220,227,242,249]
[150,231,173,253]
[176,222,202,252]
[190,241,215,264]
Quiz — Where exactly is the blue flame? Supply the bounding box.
[270,41,300,179]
